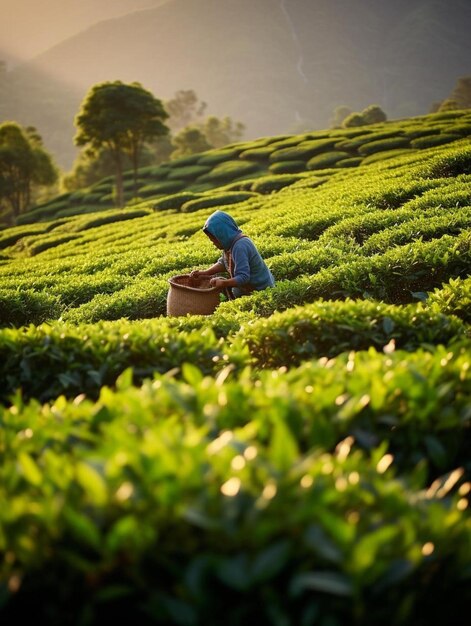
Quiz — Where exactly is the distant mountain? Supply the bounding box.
[1,0,470,169]
[0,0,168,63]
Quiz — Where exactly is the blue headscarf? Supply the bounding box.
[203,211,242,250]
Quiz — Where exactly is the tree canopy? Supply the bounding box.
[0,122,58,224]
[343,104,387,128]
[437,76,471,112]
[74,81,169,206]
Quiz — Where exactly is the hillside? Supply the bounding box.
[0,111,470,624]
[2,0,471,168]
[0,0,168,63]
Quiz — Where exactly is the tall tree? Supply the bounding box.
[74,81,169,206]
[438,76,471,112]
[342,104,387,128]
[0,122,58,224]
[170,127,212,159]
[329,105,352,128]
[165,89,207,132]
[202,115,245,148]
[362,104,387,125]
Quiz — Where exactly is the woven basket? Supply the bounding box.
[167,274,220,316]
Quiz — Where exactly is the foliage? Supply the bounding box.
[436,75,471,112]
[164,88,208,131]
[343,104,388,128]
[180,191,258,213]
[202,115,245,148]
[1,110,471,625]
[0,122,58,224]
[170,126,212,159]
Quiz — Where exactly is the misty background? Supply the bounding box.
[1,0,470,169]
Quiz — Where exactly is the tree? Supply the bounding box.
[165,89,207,131]
[342,112,365,128]
[164,89,245,154]
[362,105,387,125]
[438,98,461,112]
[62,143,160,192]
[202,115,245,148]
[437,76,471,112]
[329,105,352,128]
[74,81,169,206]
[342,104,387,128]
[171,127,212,159]
[0,122,58,224]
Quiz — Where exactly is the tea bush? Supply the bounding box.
[358,137,410,156]
[269,138,338,162]
[152,192,202,211]
[268,160,307,174]
[411,133,461,149]
[1,348,470,624]
[307,151,351,169]
[238,298,466,368]
[198,160,260,182]
[180,191,258,213]
[428,276,471,323]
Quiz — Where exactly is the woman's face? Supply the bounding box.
[205,231,223,249]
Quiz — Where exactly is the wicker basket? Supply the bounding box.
[167,274,220,316]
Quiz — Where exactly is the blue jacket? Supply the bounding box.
[203,211,275,296]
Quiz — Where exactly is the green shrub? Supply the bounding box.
[268,160,307,174]
[269,138,337,163]
[61,277,169,324]
[18,234,80,256]
[55,205,106,218]
[361,211,471,254]
[72,209,151,232]
[250,174,303,194]
[181,191,258,213]
[358,137,410,156]
[428,276,471,323]
[239,146,274,161]
[424,145,471,178]
[197,160,260,182]
[197,148,241,165]
[152,192,202,211]
[334,131,400,152]
[335,156,363,168]
[0,321,223,403]
[239,299,466,368]
[307,151,351,170]
[448,124,471,136]
[137,164,171,178]
[168,154,202,167]
[15,202,70,224]
[0,289,61,326]
[138,180,186,195]
[361,149,414,165]
[1,345,470,624]
[410,134,461,149]
[167,164,211,180]
[0,226,49,250]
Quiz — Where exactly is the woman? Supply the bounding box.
[190,210,275,298]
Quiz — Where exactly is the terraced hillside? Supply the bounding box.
[1,109,470,625]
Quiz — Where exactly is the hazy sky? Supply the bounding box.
[0,0,162,63]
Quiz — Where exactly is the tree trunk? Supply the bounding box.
[113,150,124,208]
[132,140,140,200]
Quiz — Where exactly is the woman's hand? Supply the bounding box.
[209,277,227,289]
[189,270,202,279]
